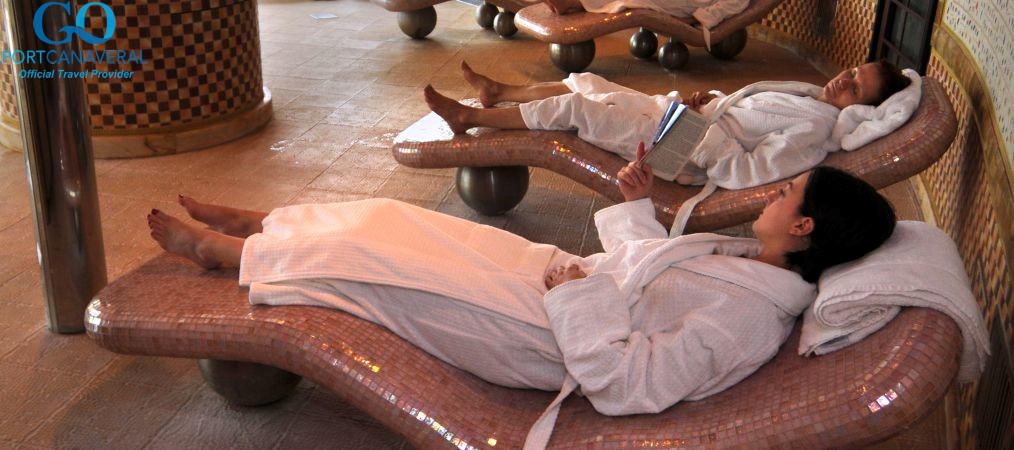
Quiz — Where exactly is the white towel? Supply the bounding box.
[799,221,990,383]
[831,69,922,151]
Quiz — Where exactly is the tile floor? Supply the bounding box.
[0,0,939,448]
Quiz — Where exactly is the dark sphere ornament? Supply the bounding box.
[475,2,498,29]
[548,40,596,73]
[456,166,529,216]
[493,11,517,37]
[628,28,658,60]
[198,359,302,406]
[707,28,748,60]
[397,7,437,39]
[658,40,689,71]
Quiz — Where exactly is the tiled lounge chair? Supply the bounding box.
[514,0,785,72]
[392,77,956,234]
[85,253,962,448]
[372,0,530,38]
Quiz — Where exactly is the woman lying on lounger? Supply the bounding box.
[425,61,911,188]
[147,164,895,425]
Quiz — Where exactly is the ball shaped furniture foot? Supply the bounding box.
[706,28,748,60]
[475,2,498,29]
[456,166,529,216]
[548,40,596,73]
[197,359,302,406]
[493,11,517,37]
[397,7,437,39]
[629,27,658,60]
[658,39,689,71]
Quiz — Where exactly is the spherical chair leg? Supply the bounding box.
[397,7,437,39]
[628,27,658,60]
[548,40,596,73]
[198,359,302,406]
[706,28,748,60]
[658,38,689,71]
[475,2,498,29]
[456,166,529,216]
[493,11,517,38]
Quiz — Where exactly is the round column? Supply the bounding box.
[0,0,272,158]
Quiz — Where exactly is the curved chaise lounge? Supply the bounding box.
[514,0,784,72]
[393,77,956,233]
[86,252,962,448]
[373,0,531,38]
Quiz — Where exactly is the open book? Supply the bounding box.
[641,101,709,181]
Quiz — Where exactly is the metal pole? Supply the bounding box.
[3,1,106,333]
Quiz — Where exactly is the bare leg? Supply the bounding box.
[424,85,527,134]
[178,194,267,238]
[461,61,570,107]
[148,209,244,269]
[543,0,584,15]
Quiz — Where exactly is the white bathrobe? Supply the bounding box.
[578,0,748,30]
[241,198,815,446]
[520,73,842,189]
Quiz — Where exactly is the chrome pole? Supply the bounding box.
[3,1,106,333]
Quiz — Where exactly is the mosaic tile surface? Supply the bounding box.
[925,51,1013,450]
[942,0,1013,163]
[758,0,875,71]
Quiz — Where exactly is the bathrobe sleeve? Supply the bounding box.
[544,273,738,415]
[692,0,749,29]
[593,198,668,252]
[697,117,833,190]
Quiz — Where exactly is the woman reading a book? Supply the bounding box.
[147,165,895,448]
[425,61,911,190]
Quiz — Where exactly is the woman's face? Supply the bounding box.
[752,172,811,240]
[821,63,884,109]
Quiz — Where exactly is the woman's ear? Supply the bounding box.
[790,216,815,237]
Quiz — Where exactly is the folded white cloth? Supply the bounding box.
[799,221,990,383]
[831,68,922,151]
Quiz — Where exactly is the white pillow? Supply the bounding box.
[800,221,990,383]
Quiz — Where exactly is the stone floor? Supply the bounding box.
[0,0,940,448]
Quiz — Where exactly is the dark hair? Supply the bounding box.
[870,60,911,105]
[785,166,896,283]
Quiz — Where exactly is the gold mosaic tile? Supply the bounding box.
[0,1,265,132]
[758,0,875,72]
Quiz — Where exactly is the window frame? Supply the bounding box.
[868,0,938,73]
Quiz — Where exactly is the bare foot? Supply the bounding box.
[424,85,474,134]
[178,194,263,238]
[461,61,502,108]
[147,209,222,269]
[543,0,583,14]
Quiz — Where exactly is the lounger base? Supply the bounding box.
[197,359,303,406]
[374,0,528,38]
[456,166,530,215]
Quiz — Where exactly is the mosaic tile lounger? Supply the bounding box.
[86,253,962,448]
[372,0,530,38]
[393,77,956,233]
[514,0,785,72]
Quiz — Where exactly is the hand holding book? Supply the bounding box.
[685,91,716,113]
[618,142,654,202]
